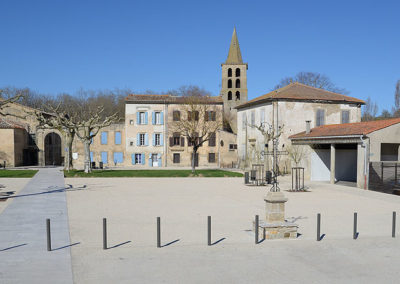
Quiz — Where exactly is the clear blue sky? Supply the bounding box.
[1,0,399,113]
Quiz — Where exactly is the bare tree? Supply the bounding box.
[32,105,76,171]
[170,95,222,173]
[274,71,348,94]
[0,89,24,117]
[362,96,378,121]
[393,80,400,117]
[287,145,308,167]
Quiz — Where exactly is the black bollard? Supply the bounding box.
[46,219,51,251]
[244,172,249,184]
[353,212,358,239]
[157,217,161,248]
[103,218,107,250]
[393,211,396,238]
[255,215,259,244]
[317,213,321,241]
[208,216,211,246]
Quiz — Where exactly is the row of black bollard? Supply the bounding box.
[316,211,397,241]
[45,212,399,252]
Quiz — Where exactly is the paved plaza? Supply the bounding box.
[1,169,400,283]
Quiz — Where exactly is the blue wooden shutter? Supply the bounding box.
[114,152,123,164]
[101,132,108,144]
[90,152,93,162]
[136,112,140,124]
[160,112,164,125]
[141,153,145,165]
[144,112,148,124]
[137,133,140,146]
[90,132,93,144]
[115,132,121,145]
[152,133,155,146]
[152,112,156,125]
[131,154,136,165]
[158,154,162,167]
[145,133,148,146]
[149,156,153,167]
[101,152,108,164]
[160,133,164,146]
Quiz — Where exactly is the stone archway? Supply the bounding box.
[44,132,62,166]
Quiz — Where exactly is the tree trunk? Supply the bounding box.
[65,132,75,171]
[83,139,91,173]
[191,148,197,174]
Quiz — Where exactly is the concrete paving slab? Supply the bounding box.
[0,168,73,284]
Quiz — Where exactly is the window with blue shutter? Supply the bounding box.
[136,112,140,124]
[152,112,156,125]
[101,152,108,164]
[160,112,164,124]
[144,133,148,146]
[141,153,145,165]
[115,131,121,145]
[131,154,136,165]
[158,154,162,167]
[152,133,156,146]
[149,155,153,167]
[90,152,93,162]
[113,152,123,164]
[144,112,148,125]
[160,133,164,146]
[101,132,108,144]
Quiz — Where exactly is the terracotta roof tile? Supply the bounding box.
[125,94,223,104]
[290,118,400,139]
[0,118,26,130]
[236,82,365,109]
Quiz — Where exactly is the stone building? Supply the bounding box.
[124,94,238,168]
[235,82,365,172]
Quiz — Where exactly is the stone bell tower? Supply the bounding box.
[220,27,248,133]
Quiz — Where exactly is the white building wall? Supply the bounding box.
[237,100,361,169]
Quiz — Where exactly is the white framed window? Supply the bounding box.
[316,109,325,127]
[260,109,265,124]
[341,110,350,124]
[242,113,246,130]
[139,112,146,124]
[139,133,145,146]
[155,133,161,146]
[135,154,142,164]
[155,112,161,124]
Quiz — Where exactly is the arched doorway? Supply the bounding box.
[44,132,62,166]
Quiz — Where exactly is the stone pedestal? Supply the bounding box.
[253,191,298,239]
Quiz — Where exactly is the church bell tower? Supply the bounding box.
[220,27,248,133]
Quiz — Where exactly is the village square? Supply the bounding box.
[1,1,400,283]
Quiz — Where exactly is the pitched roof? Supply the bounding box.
[290,118,400,139]
[225,28,244,64]
[125,94,223,104]
[0,118,26,130]
[236,82,365,109]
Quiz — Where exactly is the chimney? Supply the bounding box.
[306,120,311,134]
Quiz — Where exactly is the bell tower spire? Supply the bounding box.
[220,27,248,133]
[225,27,243,64]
